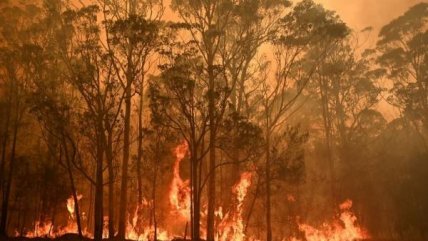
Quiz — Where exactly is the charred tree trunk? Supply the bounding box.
[319,76,336,209]
[190,142,200,241]
[118,2,136,237]
[207,55,216,241]
[118,71,132,240]
[106,130,115,238]
[244,173,261,233]
[0,101,19,236]
[152,140,159,241]
[62,138,83,237]
[94,120,105,241]
[137,76,145,205]
[265,129,272,241]
[0,98,10,200]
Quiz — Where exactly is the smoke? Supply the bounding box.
[314,0,423,31]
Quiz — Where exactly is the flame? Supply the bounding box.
[16,143,370,241]
[18,194,94,239]
[66,194,83,220]
[217,172,253,241]
[169,141,191,221]
[125,200,172,241]
[290,199,369,241]
[24,221,54,238]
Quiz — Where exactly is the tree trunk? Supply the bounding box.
[244,173,261,233]
[94,121,105,241]
[265,130,272,241]
[118,2,136,236]
[0,104,19,236]
[0,90,11,236]
[152,141,159,241]
[206,40,216,241]
[319,77,336,209]
[190,142,200,241]
[62,138,83,237]
[137,76,145,205]
[118,74,132,239]
[106,130,115,238]
[0,99,10,198]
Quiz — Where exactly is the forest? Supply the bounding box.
[0,0,427,241]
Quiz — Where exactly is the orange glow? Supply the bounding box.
[169,141,191,221]
[17,144,369,241]
[290,199,369,241]
[217,172,253,241]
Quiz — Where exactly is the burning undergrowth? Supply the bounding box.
[12,143,369,241]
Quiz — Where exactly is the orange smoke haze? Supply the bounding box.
[314,0,424,31]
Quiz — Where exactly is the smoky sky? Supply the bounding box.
[315,0,426,31]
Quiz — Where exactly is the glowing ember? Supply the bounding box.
[169,141,191,220]
[291,199,369,241]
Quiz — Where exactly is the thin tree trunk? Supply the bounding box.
[88,178,93,231]
[152,141,159,241]
[319,77,336,209]
[0,100,10,197]
[190,142,200,241]
[118,75,132,239]
[106,130,115,238]
[62,138,83,237]
[244,173,261,233]
[94,120,105,241]
[137,76,145,205]
[0,106,19,236]
[118,1,136,236]
[265,130,272,241]
[206,51,216,241]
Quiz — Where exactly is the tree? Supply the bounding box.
[254,1,349,240]
[377,2,428,146]
[99,1,163,237]
[60,5,122,240]
[0,3,43,233]
[306,38,382,207]
[150,41,210,240]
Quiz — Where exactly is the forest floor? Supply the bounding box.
[3,234,191,241]
[2,236,393,241]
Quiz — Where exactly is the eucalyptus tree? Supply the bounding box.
[150,39,210,240]
[253,1,349,240]
[0,2,45,235]
[168,2,241,239]
[377,2,428,147]
[98,1,163,237]
[60,5,125,240]
[168,1,291,239]
[305,37,383,217]
[218,1,290,207]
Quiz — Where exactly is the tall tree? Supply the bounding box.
[255,1,348,240]
[377,2,428,147]
[60,5,122,239]
[0,3,43,234]
[151,41,210,240]
[99,1,163,237]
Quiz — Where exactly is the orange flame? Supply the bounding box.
[126,200,172,241]
[169,141,191,221]
[17,143,370,241]
[290,199,369,241]
[66,194,83,220]
[217,172,253,241]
